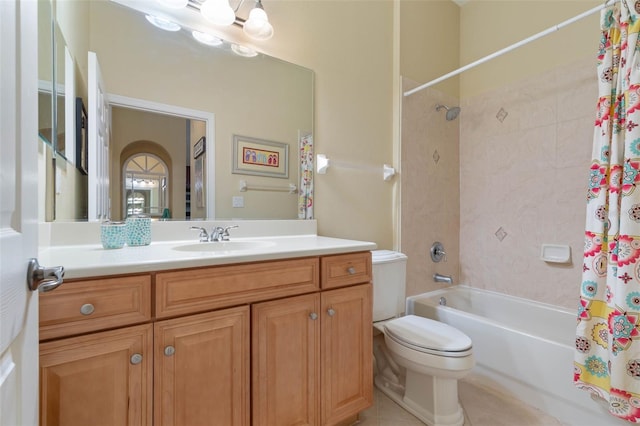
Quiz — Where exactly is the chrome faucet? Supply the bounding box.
[191,225,239,242]
[210,225,239,242]
[433,273,453,285]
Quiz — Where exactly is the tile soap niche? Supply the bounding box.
[540,244,571,264]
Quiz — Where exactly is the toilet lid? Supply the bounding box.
[384,315,472,356]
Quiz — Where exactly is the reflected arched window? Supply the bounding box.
[123,153,169,218]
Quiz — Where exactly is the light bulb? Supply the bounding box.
[243,7,273,40]
[200,0,236,26]
[157,0,188,9]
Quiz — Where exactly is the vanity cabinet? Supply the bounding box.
[39,252,372,426]
[252,284,372,426]
[154,306,249,426]
[40,324,153,426]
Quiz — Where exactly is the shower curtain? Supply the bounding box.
[298,133,313,219]
[575,1,640,422]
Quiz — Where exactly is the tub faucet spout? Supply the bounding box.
[433,273,453,285]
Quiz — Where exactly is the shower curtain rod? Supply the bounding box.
[404,0,619,97]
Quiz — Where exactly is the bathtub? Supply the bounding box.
[406,285,626,426]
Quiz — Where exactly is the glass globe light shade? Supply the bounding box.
[200,0,236,26]
[243,8,273,40]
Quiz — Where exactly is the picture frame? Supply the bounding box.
[232,135,289,178]
[193,136,205,159]
[194,156,204,208]
[75,97,88,175]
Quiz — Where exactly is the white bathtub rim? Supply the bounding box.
[406,285,575,349]
[407,284,575,316]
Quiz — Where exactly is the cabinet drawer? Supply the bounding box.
[39,275,152,341]
[320,252,371,289]
[155,257,319,318]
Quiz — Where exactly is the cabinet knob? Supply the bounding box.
[130,353,143,365]
[164,346,175,356]
[80,303,95,316]
[327,308,336,317]
[347,266,356,275]
[309,312,318,320]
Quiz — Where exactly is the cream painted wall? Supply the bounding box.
[459,0,601,97]
[400,0,460,98]
[260,1,395,246]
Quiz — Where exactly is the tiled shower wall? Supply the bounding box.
[401,57,596,309]
[401,78,460,300]
[459,57,596,309]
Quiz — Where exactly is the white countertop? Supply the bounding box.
[39,235,377,279]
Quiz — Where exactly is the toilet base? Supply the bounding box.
[374,373,465,426]
[373,333,466,426]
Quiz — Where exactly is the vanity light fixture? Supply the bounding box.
[192,30,224,46]
[242,0,273,40]
[200,0,236,26]
[154,0,275,41]
[145,14,182,31]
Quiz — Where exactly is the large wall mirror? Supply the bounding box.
[38,0,314,222]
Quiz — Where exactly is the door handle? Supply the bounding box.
[27,258,64,292]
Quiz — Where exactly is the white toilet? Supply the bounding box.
[371,250,474,426]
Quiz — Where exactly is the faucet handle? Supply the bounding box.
[430,242,447,263]
[190,226,209,243]
[221,225,239,241]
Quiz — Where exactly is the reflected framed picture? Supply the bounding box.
[232,135,288,178]
[193,136,205,159]
[75,97,88,175]
[195,156,204,208]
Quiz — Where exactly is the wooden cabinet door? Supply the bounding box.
[321,284,373,426]
[39,324,153,426]
[252,293,321,426]
[154,305,250,426]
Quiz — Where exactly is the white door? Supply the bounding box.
[0,1,63,425]
[88,51,111,220]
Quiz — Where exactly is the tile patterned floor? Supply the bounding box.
[357,375,564,426]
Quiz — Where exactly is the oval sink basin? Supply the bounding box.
[172,240,276,253]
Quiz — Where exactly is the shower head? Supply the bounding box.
[435,104,461,121]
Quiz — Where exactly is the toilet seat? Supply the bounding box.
[383,315,472,358]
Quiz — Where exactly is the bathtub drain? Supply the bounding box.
[439,297,447,306]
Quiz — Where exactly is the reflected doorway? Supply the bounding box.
[123,153,168,218]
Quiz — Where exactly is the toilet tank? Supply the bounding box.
[371,250,408,322]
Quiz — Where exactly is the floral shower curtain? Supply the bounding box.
[298,133,313,219]
[575,1,640,422]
